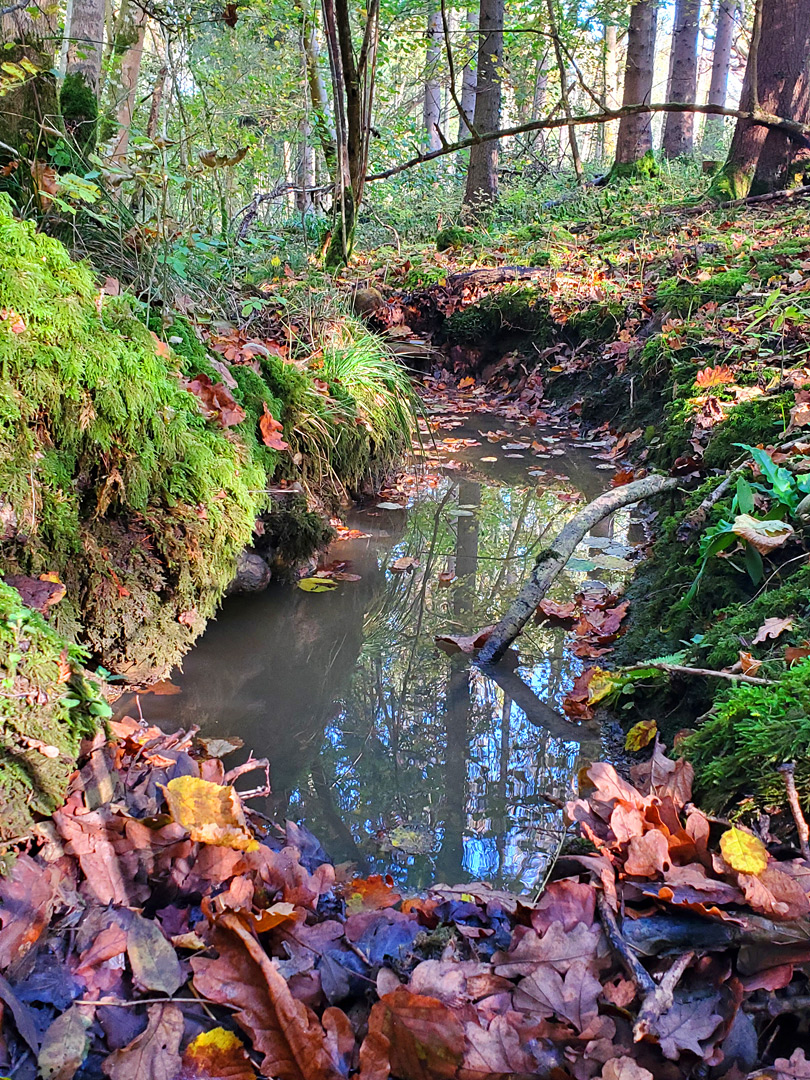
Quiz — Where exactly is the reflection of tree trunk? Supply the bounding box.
[310,761,369,870]
[495,692,510,877]
[436,482,480,882]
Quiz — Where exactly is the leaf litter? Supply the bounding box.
[0,720,809,1077]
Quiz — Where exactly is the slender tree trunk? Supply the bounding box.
[545,0,582,181]
[462,0,504,209]
[296,118,316,209]
[710,0,810,199]
[458,5,478,140]
[662,0,701,157]
[423,4,442,151]
[103,0,147,163]
[297,0,337,176]
[701,0,737,157]
[612,0,659,176]
[532,50,549,120]
[602,20,619,159]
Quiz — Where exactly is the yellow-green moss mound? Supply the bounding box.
[0,199,266,678]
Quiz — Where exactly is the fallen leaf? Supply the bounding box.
[513,959,601,1032]
[695,365,734,387]
[125,911,184,995]
[625,719,657,752]
[344,875,402,915]
[390,556,419,573]
[363,988,465,1080]
[785,643,810,666]
[184,372,246,428]
[178,1027,256,1079]
[164,776,256,851]
[101,1003,183,1080]
[38,1004,92,1080]
[434,625,494,655]
[639,993,722,1060]
[601,1059,654,1080]
[752,616,795,644]
[720,828,768,876]
[732,514,794,555]
[297,577,339,593]
[259,404,289,450]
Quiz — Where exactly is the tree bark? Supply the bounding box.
[602,19,619,159]
[61,0,105,150]
[462,0,504,209]
[423,4,442,151]
[612,0,659,176]
[298,0,337,176]
[701,0,737,156]
[0,5,59,157]
[710,0,810,199]
[477,475,680,665]
[458,4,478,140]
[662,0,701,158]
[102,0,147,164]
[545,0,582,180]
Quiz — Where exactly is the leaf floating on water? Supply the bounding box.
[479,456,498,462]
[390,556,419,573]
[383,824,437,855]
[376,501,405,510]
[198,736,245,758]
[434,625,495,655]
[719,827,768,876]
[297,577,339,593]
[566,557,597,572]
[164,776,257,851]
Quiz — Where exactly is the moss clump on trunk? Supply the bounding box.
[608,151,658,182]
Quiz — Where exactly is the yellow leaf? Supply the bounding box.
[625,719,657,752]
[164,776,257,851]
[587,668,618,705]
[720,827,768,876]
[180,1027,255,1079]
[297,576,338,592]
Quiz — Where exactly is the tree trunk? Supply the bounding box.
[0,6,59,158]
[462,0,504,209]
[701,0,737,156]
[62,0,105,151]
[661,0,701,158]
[602,19,619,159]
[423,4,442,151]
[296,118,316,209]
[710,0,810,199]
[458,5,478,140]
[545,0,582,181]
[102,0,147,164]
[612,0,659,177]
[297,0,337,176]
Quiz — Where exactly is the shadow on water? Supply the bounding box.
[128,415,644,892]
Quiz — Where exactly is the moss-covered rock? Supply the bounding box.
[0,199,266,679]
[443,286,552,346]
[436,225,480,252]
[0,580,100,838]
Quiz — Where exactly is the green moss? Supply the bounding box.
[261,497,334,568]
[0,198,266,678]
[443,286,552,345]
[656,268,748,315]
[59,72,98,153]
[592,226,643,246]
[702,393,790,470]
[566,301,625,343]
[436,225,479,252]
[609,151,658,182]
[0,581,98,838]
[681,658,810,815]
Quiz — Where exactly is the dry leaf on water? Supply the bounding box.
[164,776,257,851]
[434,625,494,655]
[390,556,420,573]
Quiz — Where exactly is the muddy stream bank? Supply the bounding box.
[123,410,646,893]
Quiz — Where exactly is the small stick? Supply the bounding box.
[777,763,810,861]
[634,950,695,1043]
[621,662,775,687]
[596,892,655,996]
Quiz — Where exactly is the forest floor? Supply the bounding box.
[3,182,810,1077]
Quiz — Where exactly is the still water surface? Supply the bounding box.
[132,414,642,892]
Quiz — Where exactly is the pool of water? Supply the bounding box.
[126,411,644,892]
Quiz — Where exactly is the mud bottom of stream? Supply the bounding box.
[124,412,646,892]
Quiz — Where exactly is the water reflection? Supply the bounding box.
[131,420,643,892]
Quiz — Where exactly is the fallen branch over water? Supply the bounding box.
[622,661,775,687]
[478,474,680,664]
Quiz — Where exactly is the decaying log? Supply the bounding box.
[478,474,680,664]
[447,266,549,289]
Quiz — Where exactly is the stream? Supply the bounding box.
[126,410,645,893]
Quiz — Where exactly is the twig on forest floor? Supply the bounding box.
[621,662,775,687]
[777,763,810,861]
[634,950,696,1044]
[596,892,655,997]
